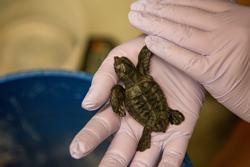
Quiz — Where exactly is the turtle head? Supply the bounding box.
[114,56,135,81]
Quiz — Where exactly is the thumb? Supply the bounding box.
[82,56,118,111]
[145,35,208,83]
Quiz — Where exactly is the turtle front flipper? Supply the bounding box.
[110,85,126,117]
[137,126,151,151]
[136,45,151,75]
[168,108,185,125]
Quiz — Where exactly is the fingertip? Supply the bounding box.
[158,152,184,167]
[159,137,189,167]
[130,143,162,167]
[145,35,173,60]
[128,11,150,33]
[81,97,99,111]
[81,85,107,111]
[145,35,156,49]
[70,143,83,159]
[128,11,139,26]
[70,111,119,160]
[145,35,157,47]
[130,1,145,11]
[70,139,92,159]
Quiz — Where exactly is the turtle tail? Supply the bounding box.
[168,108,185,125]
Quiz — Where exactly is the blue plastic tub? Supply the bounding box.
[0,70,192,167]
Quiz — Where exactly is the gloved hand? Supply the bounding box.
[129,0,250,122]
[70,34,205,167]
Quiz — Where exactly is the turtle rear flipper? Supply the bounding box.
[137,126,151,151]
[168,108,185,125]
[110,85,126,117]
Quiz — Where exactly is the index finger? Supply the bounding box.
[131,1,218,31]
[70,104,120,159]
[129,11,212,56]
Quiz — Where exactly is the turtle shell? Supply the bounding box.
[110,45,185,152]
[124,77,170,132]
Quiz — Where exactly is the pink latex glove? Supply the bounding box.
[129,0,250,122]
[70,34,205,167]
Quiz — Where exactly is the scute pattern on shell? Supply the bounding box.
[125,80,169,132]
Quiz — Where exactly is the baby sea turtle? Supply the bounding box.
[110,45,185,151]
